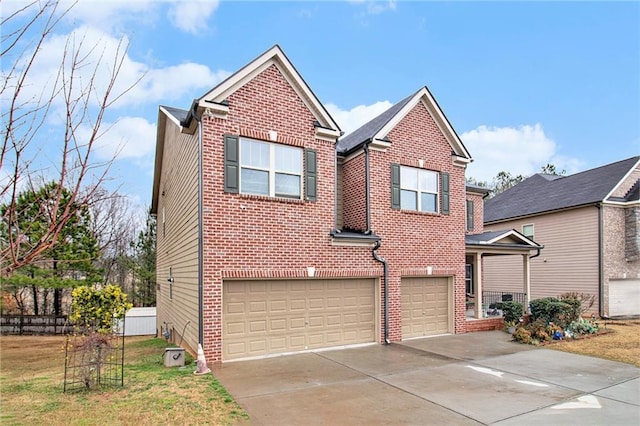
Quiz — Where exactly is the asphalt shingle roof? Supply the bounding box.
[161,105,189,123]
[484,156,640,223]
[336,91,417,154]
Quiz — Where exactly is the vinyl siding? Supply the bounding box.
[156,120,200,353]
[483,206,600,309]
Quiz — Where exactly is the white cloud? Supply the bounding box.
[3,24,229,111]
[462,124,582,183]
[326,101,393,134]
[130,64,231,105]
[349,0,397,15]
[167,0,219,34]
[80,116,157,161]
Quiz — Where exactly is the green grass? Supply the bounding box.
[0,335,248,426]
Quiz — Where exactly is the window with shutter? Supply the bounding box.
[392,164,441,213]
[224,135,304,199]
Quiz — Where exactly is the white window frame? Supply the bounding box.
[399,165,439,213]
[522,224,534,239]
[239,138,303,199]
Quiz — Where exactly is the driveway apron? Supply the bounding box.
[212,331,640,425]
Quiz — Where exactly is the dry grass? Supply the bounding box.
[0,335,248,426]
[549,318,640,367]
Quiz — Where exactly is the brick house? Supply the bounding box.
[151,45,538,363]
[483,156,640,318]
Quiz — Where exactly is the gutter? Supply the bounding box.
[372,240,390,344]
[188,100,205,347]
[597,203,604,316]
[364,143,371,233]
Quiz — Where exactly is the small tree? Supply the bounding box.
[69,284,132,333]
[65,284,132,391]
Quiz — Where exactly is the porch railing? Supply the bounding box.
[482,291,527,316]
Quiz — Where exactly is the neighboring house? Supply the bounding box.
[151,45,538,363]
[483,156,640,317]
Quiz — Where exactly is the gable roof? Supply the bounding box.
[336,86,472,162]
[191,44,339,133]
[466,229,542,250]
[484,156,640,223]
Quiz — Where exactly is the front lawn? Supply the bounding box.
[548,318,640,367]
[0,335,247,425]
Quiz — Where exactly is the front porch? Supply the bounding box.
[465,229,543,320]
[465,291,527,319]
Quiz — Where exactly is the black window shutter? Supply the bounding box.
[305,148,317,201]
[467,199,474,230]
[391,163,401,209]
[224,134,239,193]
[441,172,450,215]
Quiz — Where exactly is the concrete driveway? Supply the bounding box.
[212,331,640,425]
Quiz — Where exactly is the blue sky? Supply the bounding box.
[2,0,639,210]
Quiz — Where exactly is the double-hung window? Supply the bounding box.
[240,138,302,198]
[399,166,439,212]
[225,135,318,200]
[391,164,449,214]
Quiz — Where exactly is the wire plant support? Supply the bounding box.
[63,320,126,393]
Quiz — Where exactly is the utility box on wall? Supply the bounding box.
[164,348,185,367]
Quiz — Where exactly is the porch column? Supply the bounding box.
[474,252,483,319]
[523,253,531,313]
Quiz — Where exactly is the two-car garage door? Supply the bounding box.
[223,279,375,361]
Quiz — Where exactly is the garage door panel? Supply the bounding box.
[402,277,450,339]
[223,279,376,360]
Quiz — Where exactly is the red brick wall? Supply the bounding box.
[365,102,469,338]
[200,64,381,362]
[342,154,367,231]
[466,192,485,235]
[466,318,504,332]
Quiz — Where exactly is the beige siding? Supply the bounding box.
[484,207,600,309]
[156,121,200,353]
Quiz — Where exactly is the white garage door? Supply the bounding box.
[223,279,376,361]
[402,277,450,339]
[609,279,640,317]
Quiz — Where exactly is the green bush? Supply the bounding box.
[529,297,573,328]
[567,318,599,336]
[502,301,524,323]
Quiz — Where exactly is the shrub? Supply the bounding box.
[502,301,524,323]
[529,297,573,329]
[560,292,595,316]
[513,327,532,344]
[567,318,599,336]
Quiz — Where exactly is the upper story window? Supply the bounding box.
[466,199,475,231]
[240,138,302,198]
[522,224,534,239]
[391,164,449,214]
[400,166,439,212]
[224,134,317,201]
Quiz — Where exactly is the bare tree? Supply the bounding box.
[89,190,140,287]
[1,0,142,275]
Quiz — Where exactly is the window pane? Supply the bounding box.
[275,173,300,197]
[241,139,269,168]
[421,193,437,212]
[401,190,417,210]
[275,145,301,174]
[523,225,534,238]
[400,167,418,190]
[241,168,269,195]
[419,170,438,192]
